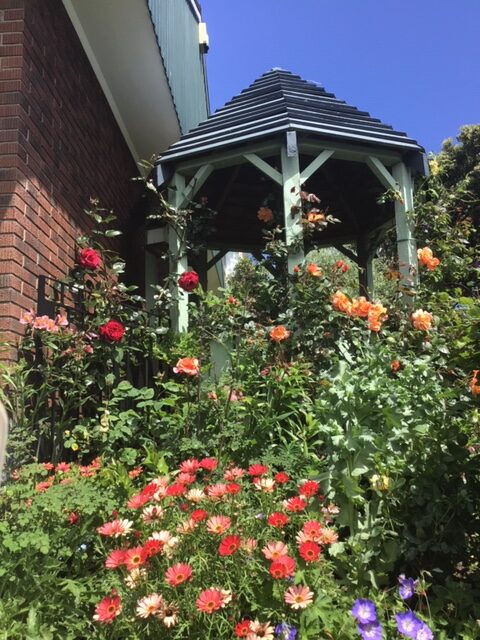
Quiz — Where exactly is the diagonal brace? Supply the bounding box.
[366,155,398,191]
[179,163,214,208]
[243,153,283,185]
[300,149,335,183]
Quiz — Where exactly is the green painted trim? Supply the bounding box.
[366,156,398,191]
[392,162,418,300]
[300,140,402,166]
[168,173,189,332]
[243,153,283,185]
[281,132,304,273]
[300,149,335,183]
[180,163,214,207]
[173,140,281,173]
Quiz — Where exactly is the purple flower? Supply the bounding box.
[396,611,422,638]
[357,621,383,640]
[275,622,297,639]
[416,623,434,640]
[351,599,378,625]
[398,574,418,600]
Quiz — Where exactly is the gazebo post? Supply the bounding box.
[357,235,375,297]
[392,162,418,297]
[281,132,304,273]
[168,172,189,332]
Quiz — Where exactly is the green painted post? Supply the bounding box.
[168,172,189,332]
[281,132,304,273]
[357,236,375,297]
[392,162,418,299]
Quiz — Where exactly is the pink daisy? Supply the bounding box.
[284,585,314,609]
[206,515,231,535]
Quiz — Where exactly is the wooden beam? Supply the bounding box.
[173,140,282,174]
[180,163,214,207]
[333,244,359,265]
[243,153,282,185]
[252,251,278,277]
[300,149,335,183]
[357,236,375,297]
[281,132,304,273]
[300,140,402,166]
[366,156,398,191]
[206,249,228,271]
[392,162,418,300]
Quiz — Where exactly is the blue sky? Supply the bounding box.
[200,0,480,153]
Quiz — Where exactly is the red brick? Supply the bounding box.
[0,0,141,354]
[2,32,23,45]
[4,8,24,20]
[0,1,25,10]
[0,20,23,32]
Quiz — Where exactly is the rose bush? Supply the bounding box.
[1,160,480,638]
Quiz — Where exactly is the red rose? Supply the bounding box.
[99,320,125,343]
[78,247,102,270]
[178,270,200,292]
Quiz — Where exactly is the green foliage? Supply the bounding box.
[1,137,480,637]
[0,460,129,638]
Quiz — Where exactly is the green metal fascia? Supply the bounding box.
[148,0,209,135]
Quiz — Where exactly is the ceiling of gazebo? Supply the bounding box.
[190,154,395,252]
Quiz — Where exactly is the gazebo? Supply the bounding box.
[154,69,426,331]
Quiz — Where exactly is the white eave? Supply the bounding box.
[62,0,181,169]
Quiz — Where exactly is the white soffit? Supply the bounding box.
[62,0,181,169]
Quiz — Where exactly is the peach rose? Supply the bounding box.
[269,325,290,342]
[173,357,200,376]
[411,309,433,331]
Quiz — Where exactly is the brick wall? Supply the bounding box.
[0,0,142,357]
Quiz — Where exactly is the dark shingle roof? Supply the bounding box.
[159,69,423,163]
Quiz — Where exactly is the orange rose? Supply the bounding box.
[331,290,352,315]
[173,357,200,376]
[257,207,274,223]
[269,325,290,342]
[335,260,349,273]
[306,211,325,223]
[470,370,480,396]
[367,302,388,332]
[411,309,433,331]
[417,247,440,271]
[391,360,402,372]
[306,263,322,277]
[351,296,371,318]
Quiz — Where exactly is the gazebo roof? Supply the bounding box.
[160,68,424,164]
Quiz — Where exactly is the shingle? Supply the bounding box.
[159,69,423,163]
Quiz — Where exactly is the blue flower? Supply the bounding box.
[398,574,418,600]
[274,622,297,640]
[395,611,422,638]
[357,621,383,640]
[351,599,378,625]
[415,622,434,640]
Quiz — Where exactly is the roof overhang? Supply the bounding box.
[62,0,181,169]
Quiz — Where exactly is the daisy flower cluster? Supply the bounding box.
[93,458,340,637]
[16,457,102,494]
